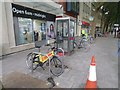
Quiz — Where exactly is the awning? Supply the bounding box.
[12,0,63,15]
[82,21,90,26]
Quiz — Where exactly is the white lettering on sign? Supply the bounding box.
[12,7,46,19]
[12,7,24,14]
[25,10,32,16]
[34,13,46,18]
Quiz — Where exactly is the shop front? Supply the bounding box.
[12,3,56,46]
[1,1,64,56]
[81,21,90,36]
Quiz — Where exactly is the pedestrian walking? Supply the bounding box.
[117,27,120,39]
[114,27,117,38]
[110,29,113,36]
[34,30,39,41]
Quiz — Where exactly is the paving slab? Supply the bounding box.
[1,36,118,88]
[2,71,51,88]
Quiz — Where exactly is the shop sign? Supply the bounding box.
[82,21,90,26]
[12,3,56,21]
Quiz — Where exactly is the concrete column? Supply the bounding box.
[0,2,2,57]
[2,2,10,55]
[2,2,35,55]
[5,2,16,47]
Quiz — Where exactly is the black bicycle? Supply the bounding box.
[74,36,90,52]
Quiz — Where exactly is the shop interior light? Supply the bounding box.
[59,5,63,9]
[93,9,95,11]
[105,11,109,15]
[100,6,103,10]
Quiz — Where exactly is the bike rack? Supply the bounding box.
[33,41,65,88]
[43,53,56,88]
[47,48,65,88]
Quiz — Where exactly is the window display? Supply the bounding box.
[12,3,56,46]
[47,21,55,39]
[14,18,53,46]
[33,20,46,41]
[15,17,33,45]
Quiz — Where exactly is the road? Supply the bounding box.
[1,36,118,88]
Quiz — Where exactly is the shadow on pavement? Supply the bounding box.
[2,71,59,88]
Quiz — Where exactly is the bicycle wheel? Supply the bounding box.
[81,41,90,52]
[73,41,78,49]
[26,53,38,70]
[50,56,64,76]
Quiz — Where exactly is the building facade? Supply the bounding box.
[1,1,101,56]
[79,2,101,37]
[1,1,63,56]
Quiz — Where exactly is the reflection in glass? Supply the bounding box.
[16,17,33,45]
[70,20,74,37]
[33,20,46,41]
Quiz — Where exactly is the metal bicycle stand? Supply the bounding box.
[47,48,65,88]
[46,54,56,88]
[31,55,33,73]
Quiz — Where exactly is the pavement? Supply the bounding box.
[2,72,51,88]
[0,35,119,88]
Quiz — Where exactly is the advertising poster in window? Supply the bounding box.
[47,21,55,39]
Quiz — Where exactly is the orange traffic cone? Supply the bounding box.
[85,56,97,89]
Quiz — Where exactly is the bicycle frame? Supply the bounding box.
[35,51,54,63]
[27,42,65,77]
[31,50,54,78]
[32,40,65,63]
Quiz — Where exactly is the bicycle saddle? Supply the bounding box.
[51,47,56,50]
[82,37,87,40]
[35,46,41,48]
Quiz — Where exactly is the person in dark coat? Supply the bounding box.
[34,31,39,41]
[114,28,116,38]
[117,27,120,39]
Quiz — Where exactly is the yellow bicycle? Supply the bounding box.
[26,42,64,76]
